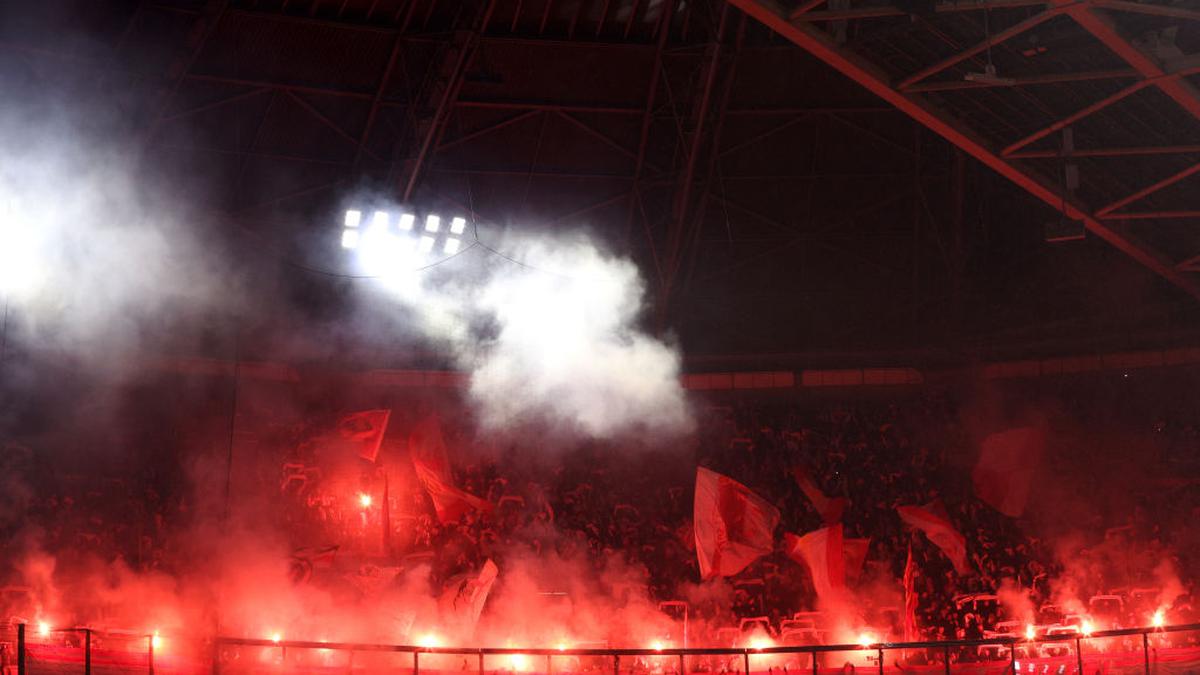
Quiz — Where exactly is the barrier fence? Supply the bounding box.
[8,622,1200,675]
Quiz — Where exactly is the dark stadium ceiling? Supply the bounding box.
[2,0,1200,366]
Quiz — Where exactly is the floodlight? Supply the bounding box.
[372,211,389,228]
[424,215,440,233]
[418,236,436,253]
[398,213,415,231]
[450,217,466,235]
[444,238,461,255]
[344,210,361,228]
[341,229,360,249]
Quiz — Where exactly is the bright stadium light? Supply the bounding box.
[340,208,472,276]
[0,196,42,297]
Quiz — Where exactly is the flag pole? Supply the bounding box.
[382,469,392,558]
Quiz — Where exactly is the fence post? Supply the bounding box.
[478,649,484,675]
[613,654,619,675]
[148,634,155,675]
[16,623,24,675]
[942,645,950,675]
[1075,637,1083,675]
[1009,639,1016,675]
[744,650,750,675]
[547,654,552,675]
[85,629,92,675]
[877,648,884,675]
[415,650,420,675]
[679,652,686,675]
[1142,632,1150,675]
[811,649,818,675]
[211,637,220,675]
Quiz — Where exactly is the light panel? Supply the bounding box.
[444,238,461,255]
[341,229,360,249]
[344,209,361,228]
[398,213,415,231]
[450,217,467,235]
[418,235,436,253]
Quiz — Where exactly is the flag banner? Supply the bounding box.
[694,467,781,579]
[844,537,870,584]
[897,502,971,575]
[903,541,918,643]
[784,525,846,605]
[790,466,848,524]
[439,559,499,634]
[409,413,491,523]
[338,409,391,462]
[974,426,1044,517]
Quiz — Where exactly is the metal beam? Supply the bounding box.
[1063,2,1200,122]
[1010,144,1200,159]
[143,0,230,145]
[800,0,1049,22]
[1102,210,1200,221]
[1097,162,1200,216]
[726,0,1200,301]
[788,0,827,20]
[897,8,1065,90]
[904,67,1137,93]
[1001,78,1150,156]
[1091,0,1200,22]
[626,0,675,253]
[661,1,731,309]
[354,33,404,169]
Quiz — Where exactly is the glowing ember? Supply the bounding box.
[37,622,50,637]
[418,633,442,648]
[1081,620,1094,637]
[270,632,282,644]
[1024,625,1036,640]
[749,636,774,651]
[358,493,372,508]
[857,632,876,649]
[151,631,162,650]
[1153,610,1165,628]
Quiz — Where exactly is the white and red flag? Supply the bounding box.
[337,409,391,462]
[973,426,1044,517]
[784,524,847,605]
[439,559,499,633]
[896,501,971,575]
[409,413,492,523]
[693,467,780,579]
[790,466,847,524]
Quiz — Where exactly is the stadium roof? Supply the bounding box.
[2,0,1199,368]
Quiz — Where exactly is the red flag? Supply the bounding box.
[693,467,781,579]
[784,525,847,605]
[843,537,870,584]
[409,414,491,523]
[338,409,391,462]
[897,501,971,575]
[974,427,1044,517]
[902,542,918,642]
[790,466,847,524]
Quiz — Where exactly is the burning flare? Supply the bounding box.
[1024,624,1036,640]
[1080,620,1094,637]
[418,633,442,648]
[1153,610,1166,628]
[358,493,372,508]
[37,622,50,637]
[857,632,876,649]
[270,632,282,644]
[151,631,162,650]
[749,636,774,651]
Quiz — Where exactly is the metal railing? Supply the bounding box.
[209,622,1200,675]
[11,623,156,675]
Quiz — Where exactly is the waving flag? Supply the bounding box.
[337,409,391,462]
[902,542,918,642]
[439,559,499,634]
[784,525,846,605]
[409,413,491,523]
[897,502,971,575]
[974,427,1044,517]
[790,466,847,524]
[843,537,870,584]
[693,467,781,579]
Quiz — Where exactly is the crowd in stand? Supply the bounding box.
[5,377,1200,648]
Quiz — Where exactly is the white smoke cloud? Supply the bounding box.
[349,216,694,439]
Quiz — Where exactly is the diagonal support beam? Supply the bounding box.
[1097,162,1200,216]
[726,0,1200,302]
[897,7,1065,90]
[1062,1,1200,122]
